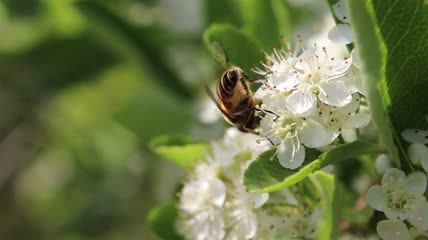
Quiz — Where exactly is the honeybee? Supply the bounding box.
[204,41,261,134]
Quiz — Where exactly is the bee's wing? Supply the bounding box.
[204,85,234,121]
[212,41,229,79]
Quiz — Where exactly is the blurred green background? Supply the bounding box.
[0,0,328,239]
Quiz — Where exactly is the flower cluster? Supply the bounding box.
[178,128,324,239]
[178,128,269,240]
[252,37,369,169]
[366,168,428,239]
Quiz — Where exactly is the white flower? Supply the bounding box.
[376,220,412,240]
[179,129,271,240]
[407,143,428,171]
[258,91,308,169]
[402,128,428,144]
[375,154,393,175]
[251,38,367,170]
[366,168,427,220]
[257,87,368,170]
[315,94,370,140]
[342,50,365,94]
[181,207,226,240]
[179,161,227,240]
[211,128,269,167]
[328,0,354,44]
[402,128,428,172]
[226,180,269,240]
[407,198,428,236]
[253,39,356,116]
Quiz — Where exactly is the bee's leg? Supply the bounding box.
[247,71,273,83]
[239,126,259,135]
[255,106,279,121]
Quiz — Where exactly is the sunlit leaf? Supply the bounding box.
[311,171,335,240]
[244,141,384,193]
[150,135,209,169]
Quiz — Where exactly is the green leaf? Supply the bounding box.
[203,23,263,76]
[371,0,428,133]
[348,1,428,168]
[346,1,402,166]
[115,88,193,141]
[310,171,335,240]
[238,0,291,50]
[150,135,209,169]
[147,201,183,240]
[244,140,384,193]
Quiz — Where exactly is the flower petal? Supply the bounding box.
[405,171,427,196]
[285,90,317,116]
[384,208,408,221]
[328,24,354,44]
[333,0,351,24]
[401,129,428,144]
[382,168,405,191]
[375,154,393,175]
[366,185,386,211]
[343,112,371,129]
[262,91,285,112]
[211,178,226,207]
[407,198,428,230]
[277,140,305,170]
[341,128,357,142]
[376,220,412,240]
[351,49,361,69]
[269,62,298,91]
[421,152,428,173]
[407,143,428,166]
[318,81,352,107]
[299,119,337,148]
[243,212,258,239]
[252,193,269,209]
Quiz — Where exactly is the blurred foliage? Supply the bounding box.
[0,0,382,239]
[0,0,204,239]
